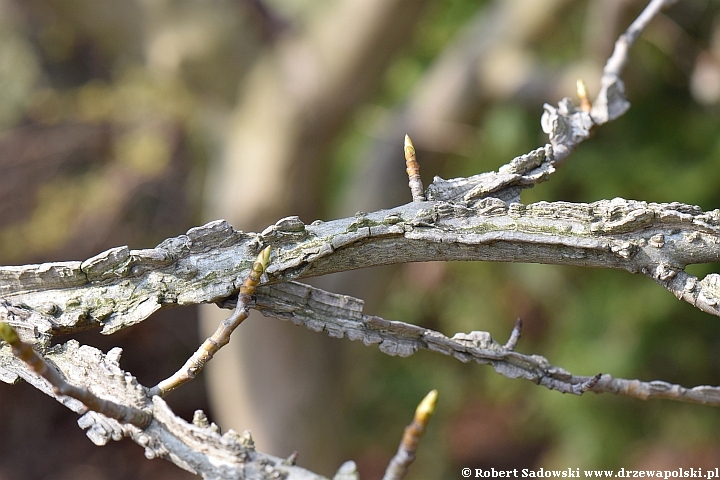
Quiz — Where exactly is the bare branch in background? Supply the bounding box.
[240,0,293,42]
[249,282,720,406]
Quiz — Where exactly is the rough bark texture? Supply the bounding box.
[2,0,712,478]
[4,188,720,343]
[4,160,720,476]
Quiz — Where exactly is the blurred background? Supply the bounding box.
[1,0,720,478]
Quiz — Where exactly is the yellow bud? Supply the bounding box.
[0,322,19,345]
[404,134,415,157]
[259,246,272,272]
[576,79,591,112]
[414,389,438,425]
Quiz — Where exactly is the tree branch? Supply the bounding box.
[246,281,720,406]
[1,332,336,479]
[2,195,719,349]
[0,1,708,478]
[383,390,438,480]
[0,321,151,428]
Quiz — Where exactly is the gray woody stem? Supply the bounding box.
[250,282,720,406]
[150,247,271,397]
[4,197,719,341]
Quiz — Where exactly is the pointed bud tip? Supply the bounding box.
[404,134,414,149]
[259,246,272,270]
[576,79,591,111]
[415,389,438,423]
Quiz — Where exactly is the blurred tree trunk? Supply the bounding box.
[200,0,430,471]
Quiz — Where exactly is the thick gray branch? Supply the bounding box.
[2,197,720,348]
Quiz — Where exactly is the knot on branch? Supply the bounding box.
[541,98,594,148]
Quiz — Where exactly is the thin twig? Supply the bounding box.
[0,322,151,428]
[568,373,603,395]
[503,318,522,351]
[603,0,677,77]
[149,246,271,397]
[383,390,438,480]
[542,0,676,167]
[404,135,426,202]
[584,373,720,404]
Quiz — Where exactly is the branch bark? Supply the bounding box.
[3,191,719,345]
[0,0,707,478]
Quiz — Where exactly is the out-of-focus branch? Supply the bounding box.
[240,0,292,43]
[149,247,271,397]
[603,0,677,77]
